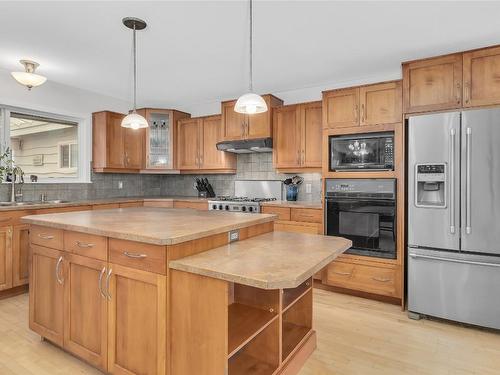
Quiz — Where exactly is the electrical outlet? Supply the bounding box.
[118,181,123,189]
[305,183,312,194]
[228,230,240,243]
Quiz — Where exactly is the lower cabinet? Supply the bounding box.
[0,226,12,291]
[261,206,323,235]
[12,224,30,287]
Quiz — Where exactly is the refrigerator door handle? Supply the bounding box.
[449,128,456,234]
[409,253,500,268]
[465,127,472,234]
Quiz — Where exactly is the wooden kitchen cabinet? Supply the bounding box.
[177,115,236,173]
[402,53,463,113]
[12,224,29,287]
[221,95,283,141]
[63,254,108,371]
[463,45,500,107]
[0,226,12,291]
[359,81,402,126]
[273,101,322,170]
[29,245,65,346]
[323,87,359,129]
[107,264,166,375]
[92,111,145,172]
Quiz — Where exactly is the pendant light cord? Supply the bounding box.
[133,23,137,112]
[249,0,253,93]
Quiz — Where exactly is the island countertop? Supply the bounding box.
[21,207,276,245]
[169,231,352,289]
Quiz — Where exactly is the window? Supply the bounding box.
[59,142,78,169]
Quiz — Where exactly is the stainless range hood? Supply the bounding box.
[216,138,273,154]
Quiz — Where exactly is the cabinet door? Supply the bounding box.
[273,105,301,168]
[323,88,359,129]
[463,46,500,107]
[403,54,462,113]
[107,112,126,168]
[177,118,200,170]
[301,102,322,168]
[107,264,166,375]
[29,245,64,346]
[200,116,231,170]
[248,96,272,139]
[359,81,402,126]
[12,224,29,287]
[222,100,246,140]
[124,127,144,169]
[0,226,12,291]
[64,254,108,371]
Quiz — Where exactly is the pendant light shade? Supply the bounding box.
[235,0,267,115]
[121,17,148,129]
[11,60,47,90]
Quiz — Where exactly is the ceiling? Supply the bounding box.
[1,1,500,112]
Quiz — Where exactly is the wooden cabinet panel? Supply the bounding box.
[201,115,232,170]
[173,200,208,210]
[222,100,246,140]
[123,127,144,169]
[30,225,64,250]
[63,254,108,371]
[323,88,359,128]
[107,264,166,375]
[29,245,64,346]
[177,118,201,170]
[247,96,273,139]
[143,200,174,208]
[12,224,29,287]
[273,221,322,235]
[463,45,500,107]
[0,226,12,291]
[301,102,322,167]
[403,54,462,113]
[359,81,402,126]
[273,105,301,168]
[35,206,92,215]
[64,231,107,261]
[109,238,166,275]
[106,112,126,168]
[93,203,120,210]
[118,201,142,208]
[290,208,322,224]
[261,206,291,221]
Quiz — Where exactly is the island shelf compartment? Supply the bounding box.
[282,277,313,312]
[282,288,313,362]
[228,318,280,375]
[228,283,280,357]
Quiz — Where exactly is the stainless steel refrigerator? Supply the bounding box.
[408,108,500,329]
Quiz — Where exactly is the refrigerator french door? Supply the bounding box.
[408,108,500,330]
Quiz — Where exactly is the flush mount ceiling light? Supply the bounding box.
[121,17,148,129]
[11,60,47,90]
[234,0,267,115]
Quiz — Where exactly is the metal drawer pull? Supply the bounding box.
[76,241,95,248]
[105,269,113,301]
[55,256,64,285]
[98,267,107,298]
[123,251,147,259]
[372,276,392,283]
[333,270,352,276]
[38,233,54,240]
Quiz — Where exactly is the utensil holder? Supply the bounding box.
[286,185,298,201]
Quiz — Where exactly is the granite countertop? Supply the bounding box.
[260,200,323,209]
[169,231,351,289]
[21,207,276,245]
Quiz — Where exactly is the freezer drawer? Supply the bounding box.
[408,248,500,329]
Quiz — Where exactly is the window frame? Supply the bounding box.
[0,105,90,183]
[57,141,78,171]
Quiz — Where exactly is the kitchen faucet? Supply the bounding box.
[10,167,24,203]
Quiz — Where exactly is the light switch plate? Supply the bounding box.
[118,181,123,189]
[305,183,312,194]
[228,230,240,243]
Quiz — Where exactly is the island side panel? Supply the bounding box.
[170,269,228,375]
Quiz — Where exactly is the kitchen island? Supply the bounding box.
[22,207,351,375]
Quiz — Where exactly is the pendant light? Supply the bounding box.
[121,17,148,129]
[11,60,47,90]
[234,0,267,115]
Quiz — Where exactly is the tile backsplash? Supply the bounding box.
[1,153,322,203]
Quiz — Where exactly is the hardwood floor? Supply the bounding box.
[0,290,499,374]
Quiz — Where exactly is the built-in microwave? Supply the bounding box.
[329,132,394,171]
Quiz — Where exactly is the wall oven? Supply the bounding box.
[329,132,394,171]
[325,179,396,259]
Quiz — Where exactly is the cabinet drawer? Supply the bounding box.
[0,210,32,226]
[326,261,398,297]
[274,221,322,235]
[109,238,166,275]
[261,206,291,221]
[290,208,322,224]
[30,225,64,250]
[173,201,207,210]
[64,231,107,261]
[144,200,174,208]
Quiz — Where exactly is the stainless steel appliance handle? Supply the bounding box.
[465,127,472,234]
[449,128,456,234]
[106,268,113,301]
[409,253,500,268]
[55,256,64,285]
[98,267,107,299]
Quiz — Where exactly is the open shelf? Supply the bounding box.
[229,352,276,375]
[282,277,312,312]
[228,303,277,357]
[282,289,313,361]
[282,322,311,361]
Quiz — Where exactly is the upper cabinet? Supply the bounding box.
[177,115,236,173]
[92,111,145,172]
[273,101,322,171]
[463,45,500,108]
[403,53,462,113]
[221,94,283,141]
[323,81,402,129]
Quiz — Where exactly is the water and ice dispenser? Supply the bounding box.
[415,163,446,208]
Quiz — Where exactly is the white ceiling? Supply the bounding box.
[1,1,500,113]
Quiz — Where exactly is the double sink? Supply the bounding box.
[0,199,69,207]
